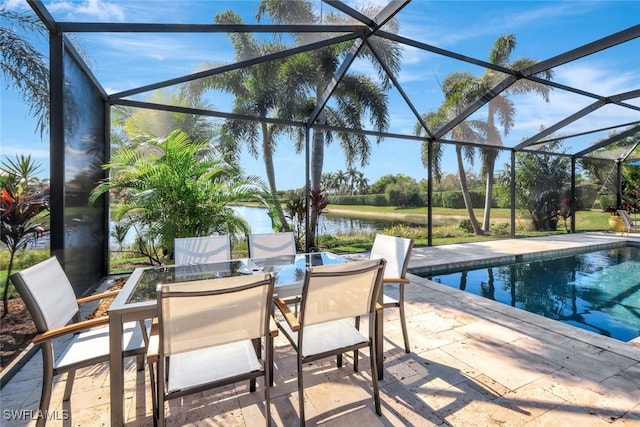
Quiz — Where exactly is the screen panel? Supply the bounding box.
[62,49,107,295]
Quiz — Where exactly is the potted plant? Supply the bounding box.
[604,205,625,232]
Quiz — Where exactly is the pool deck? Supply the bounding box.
[1,232,639,426]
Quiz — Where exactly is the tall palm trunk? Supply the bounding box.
[481,101,498,232]
[308,110,325,249]
[482,151,497,232]
[261,122,289,231]
[456,146,483,235]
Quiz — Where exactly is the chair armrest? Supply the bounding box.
[269,317,279,337]
[32,316,110,344]
[76,289,120,305]
[274,298,300,331]
[383,277,410,285]
[146,319,160,364]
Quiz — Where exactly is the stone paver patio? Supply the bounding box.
[1,232,639,426]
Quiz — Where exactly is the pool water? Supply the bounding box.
[428,246,640,342]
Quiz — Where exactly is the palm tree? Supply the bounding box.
[1,6,49,135]
[354,173,369,195]
[416,76,487,235]
[321,172,339,194]
[258,0,402,247]
[418,35,552,234]
[90,130,269,262]
[113,88,217,147]
[334,169,349,195]
[476,35,552,231]
[346,167,361,195]
[187,9,290,231]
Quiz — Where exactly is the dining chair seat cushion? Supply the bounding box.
[382,294,398,306]
[54,322,145,370]
[167,340,261,394]
[55,321,148,371]
[278,318,367,358]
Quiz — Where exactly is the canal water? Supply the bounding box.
[30,205,424,249]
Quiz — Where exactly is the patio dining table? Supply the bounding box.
[107,252,384,425]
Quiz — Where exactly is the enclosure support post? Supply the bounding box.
[305,126,311,253]
[571,157,576,233]
[510,150,516,238]
[616,160,622,208]
[50,32,65,266]
[104,103,111,271]
[427,139,433,246]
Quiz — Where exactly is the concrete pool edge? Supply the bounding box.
[402,232,640,360]
[407,272,640,362]
[407,233,640,276]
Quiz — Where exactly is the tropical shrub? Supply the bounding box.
[90,130,269,262]
[458,219,473,233]
[284,191,305,250]
[1,154,49,315]
[330,194,388,206]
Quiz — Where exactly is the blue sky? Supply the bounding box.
[2,0,639,189]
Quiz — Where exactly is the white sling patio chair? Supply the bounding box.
[617,209,640,235]
[274,258,386,426]
[147,273,275,427]
[248,232,297,258]
[9,257,148,427]
[174,234,231,265]
[369,233,414,353]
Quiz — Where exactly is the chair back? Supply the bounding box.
[300,259,385,327]
[370,233,414,279]
[157,273,274,356]
[174,235,231,265]
[248,232,296,258]
[10,257,79,333]
[617,210,633,229]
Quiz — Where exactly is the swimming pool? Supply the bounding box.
[426,246,640,342]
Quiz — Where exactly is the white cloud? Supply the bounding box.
[506,65,639,147]
[2,0,29,11]
[554,64,638,96]
[47,0,125,22]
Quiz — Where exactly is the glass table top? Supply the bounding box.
[125,252,347,304]
[126,260,253,303]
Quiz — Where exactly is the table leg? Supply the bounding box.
[376,292,383,380]
[109,313,124,425]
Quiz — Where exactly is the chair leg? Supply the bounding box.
[36,343,54,427]
[148,361,158,426]
[354,316,360,370]
[158,390,166,427]
[399,284,410,353]
[265,335,272,426]
[251,338,260,392]
[136,354,145,371]
[157,358,166,427]
[63,370,76,401]
[297,357,305,427]
[268,336,274,387]
[369,341,382,416]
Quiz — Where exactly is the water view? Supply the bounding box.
[30,205,411,250]
[232,206,407,235]
[121,205,415,246]
[427,246,640,342]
